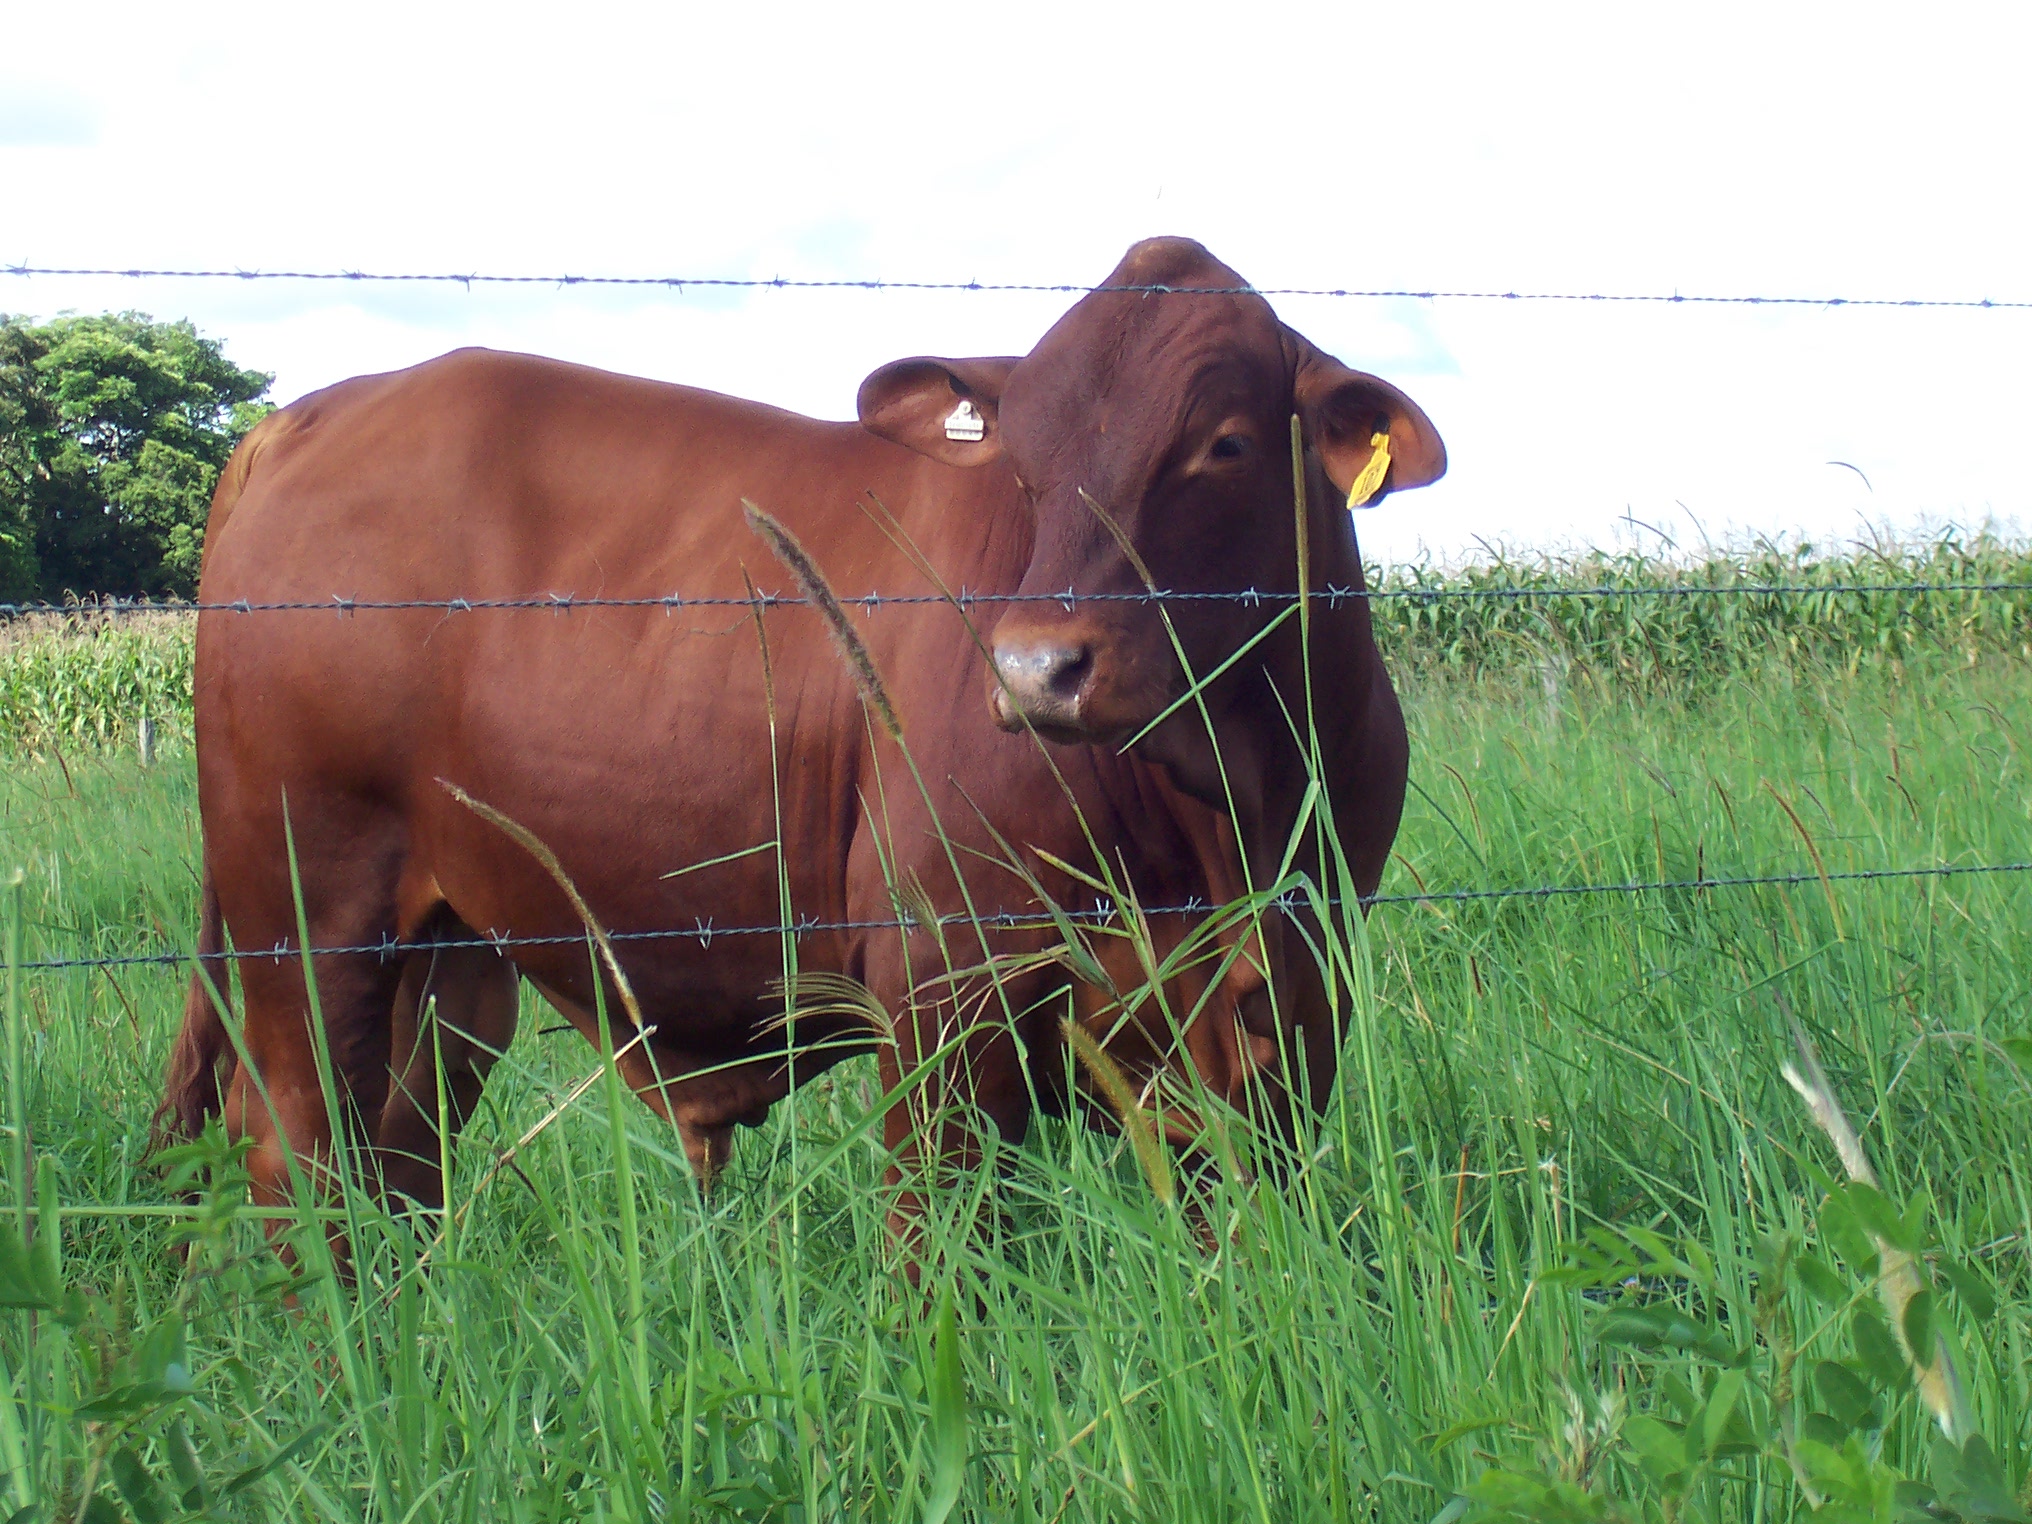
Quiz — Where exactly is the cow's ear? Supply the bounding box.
[1293,346,1446,507]
[857,356,1019,466]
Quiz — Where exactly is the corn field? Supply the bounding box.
[0,614,193,755]
[1374,531,2032,686]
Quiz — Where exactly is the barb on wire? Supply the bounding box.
[7,579,2032,622]
[19,859,2031,975]
[5,264,2028,311]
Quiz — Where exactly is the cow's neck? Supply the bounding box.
[1225,455,1402,901]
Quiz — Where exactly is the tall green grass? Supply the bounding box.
[1,640,2027,1520]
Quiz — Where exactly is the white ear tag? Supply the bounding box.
[943,398,986,443]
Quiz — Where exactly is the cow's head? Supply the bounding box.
[858,237,1444,762]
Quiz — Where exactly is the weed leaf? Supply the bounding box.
[1850,1305,1911,1393]
[1794,1251,1848,1307]
[1814,1361,1876,1429]
[922,1286,967,1524]
[1701,1368,1746,1456]
[1900,1287,1937,1364]
[1937,1260,1998,1322]
[1998,1035,2032,1080]
[1844,1183,1919,1254]
[109,1445,170,1524]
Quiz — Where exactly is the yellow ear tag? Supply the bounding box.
[1345,431,1392,508]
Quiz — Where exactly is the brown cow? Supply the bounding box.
[156,237,1443,1238]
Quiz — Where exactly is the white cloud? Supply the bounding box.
[4,0,2028,561]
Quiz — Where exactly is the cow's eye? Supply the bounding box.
[1209,434,1250,461]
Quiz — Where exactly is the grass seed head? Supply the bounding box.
[743,500,903,741]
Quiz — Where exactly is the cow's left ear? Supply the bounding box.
[857,356,1020,467]
[1293,346,1446,506]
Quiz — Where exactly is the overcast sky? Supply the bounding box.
[3,0,2028,565]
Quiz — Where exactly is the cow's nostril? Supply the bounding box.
[1042,645,1091,701]
[995,642,1093,712]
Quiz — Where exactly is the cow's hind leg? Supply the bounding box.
[223,944,406,1244]
[212,810,409,1257]
[375,934,521,1211]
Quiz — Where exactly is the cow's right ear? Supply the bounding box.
[857,356,1019,466]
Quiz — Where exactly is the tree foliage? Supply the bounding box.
[0,311,272,602]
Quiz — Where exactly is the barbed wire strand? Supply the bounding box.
[20,859,2030,975]
[7,264,2030,311]
[8,579,2032,622]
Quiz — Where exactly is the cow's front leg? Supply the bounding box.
[869,940,1041,1280]
[524,976,786,1190]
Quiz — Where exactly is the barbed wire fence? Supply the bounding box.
[6,259,2032,980]
[17,862,2032,977]
[8,263,2032,309]
[10,578,2032,620]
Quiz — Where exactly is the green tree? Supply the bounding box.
[0,311,273,602]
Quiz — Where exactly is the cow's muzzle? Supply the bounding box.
[991,638,1095,738]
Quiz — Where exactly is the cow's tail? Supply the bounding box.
[150,399,285,1156]
[151,859,233,1153]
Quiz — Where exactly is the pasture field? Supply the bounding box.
[2,613,2031,1518]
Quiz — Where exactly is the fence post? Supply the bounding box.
[4,866,38,1514]
[5,867,27,1245]
[1537,654,1566,729]
[137,713,156,769]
